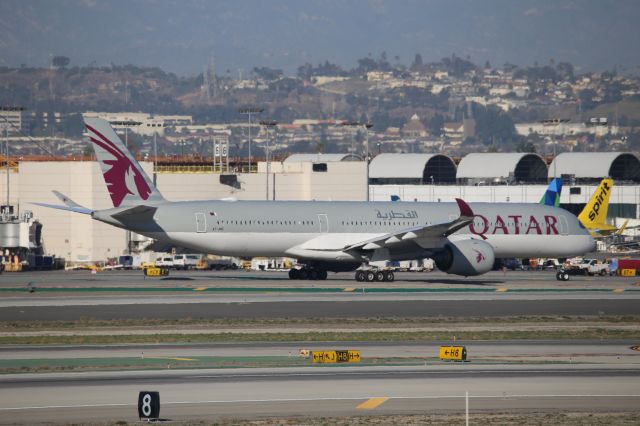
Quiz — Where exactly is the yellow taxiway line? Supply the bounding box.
[357,397,389,410]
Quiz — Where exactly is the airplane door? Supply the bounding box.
[559,215,569,236]
[317,214,329,233]
[195,212,207,233]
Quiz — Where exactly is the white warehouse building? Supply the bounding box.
[1,151,639,263]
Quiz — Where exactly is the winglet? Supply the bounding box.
[455,198,474,218]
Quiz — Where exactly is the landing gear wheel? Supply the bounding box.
[356,270,366,282]
[375,271,386,282]
[365,271,376,282]
[384,271,395,282]
[289,268,300,280]
[299,268,309,280]
[309,269,319,280]
[318,270,328,280]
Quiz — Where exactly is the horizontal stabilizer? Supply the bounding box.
[31,202,93,215]
[31,190,94,215]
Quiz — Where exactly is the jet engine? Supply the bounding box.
[433,239,495,276]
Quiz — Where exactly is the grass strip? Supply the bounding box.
[0,328,637,345]
[52,412,640,425]
[2,315,639,331]
[0,355,446,374]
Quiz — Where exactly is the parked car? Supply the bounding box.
[502,258,524,271]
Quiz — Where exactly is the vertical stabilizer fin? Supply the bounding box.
[83,117,164,208]
[578,178,613,227]
[540,177,563,207]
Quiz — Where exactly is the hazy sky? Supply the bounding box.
[1,0,639,75]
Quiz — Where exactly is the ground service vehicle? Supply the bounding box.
[556,258,609,280]
[172,254,202,270]
[155,256,174,269]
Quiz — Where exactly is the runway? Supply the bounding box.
[1,363,639,423]
[2,298,639,321]
[1,269,639,321]
[1,270,639,423]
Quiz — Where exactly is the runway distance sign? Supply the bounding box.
[138,391,160,420]
[439,345,467,361]
[312,350,361,363]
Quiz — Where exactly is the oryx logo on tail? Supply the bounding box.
[83,117,163,208]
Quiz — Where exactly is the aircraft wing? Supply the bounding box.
[344,198,475,251]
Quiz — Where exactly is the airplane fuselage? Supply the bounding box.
[95,200,595,264]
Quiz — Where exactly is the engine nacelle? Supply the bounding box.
[433,239,495,276]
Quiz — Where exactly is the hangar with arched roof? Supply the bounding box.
[284,153,362,163]
[548,152,640,184]
[369,153,457,185]
[456,153,548,184]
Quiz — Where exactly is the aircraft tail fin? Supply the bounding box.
[540,177,563,207]
[83,117,164,208]
[578,178,613,227]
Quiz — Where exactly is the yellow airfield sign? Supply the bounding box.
[312,350,361,363]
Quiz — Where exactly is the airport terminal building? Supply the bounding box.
[1,152,639,263]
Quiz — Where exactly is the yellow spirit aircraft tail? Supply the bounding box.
[577,178,621,236]
[578,178,612,227]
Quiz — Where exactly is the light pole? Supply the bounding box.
[153,131,157,186]
[0,106,25,208]
[260,120,278,200]
[342,121,373,201]
[238,107,263,172]
[540,118,569,178]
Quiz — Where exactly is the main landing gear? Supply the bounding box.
[288,267,328,280]
[355,269,395,282]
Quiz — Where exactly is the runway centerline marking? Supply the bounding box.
[357,397,389,410]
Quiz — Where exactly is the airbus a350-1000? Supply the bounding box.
[35,118,596,282]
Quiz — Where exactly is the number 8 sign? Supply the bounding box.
[138,391,160,419]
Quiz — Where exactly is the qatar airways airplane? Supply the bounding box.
[35,118,595,282]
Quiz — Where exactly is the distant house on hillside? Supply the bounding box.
[402,114,427,138]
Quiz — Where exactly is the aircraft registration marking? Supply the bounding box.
[357,397,389,410]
